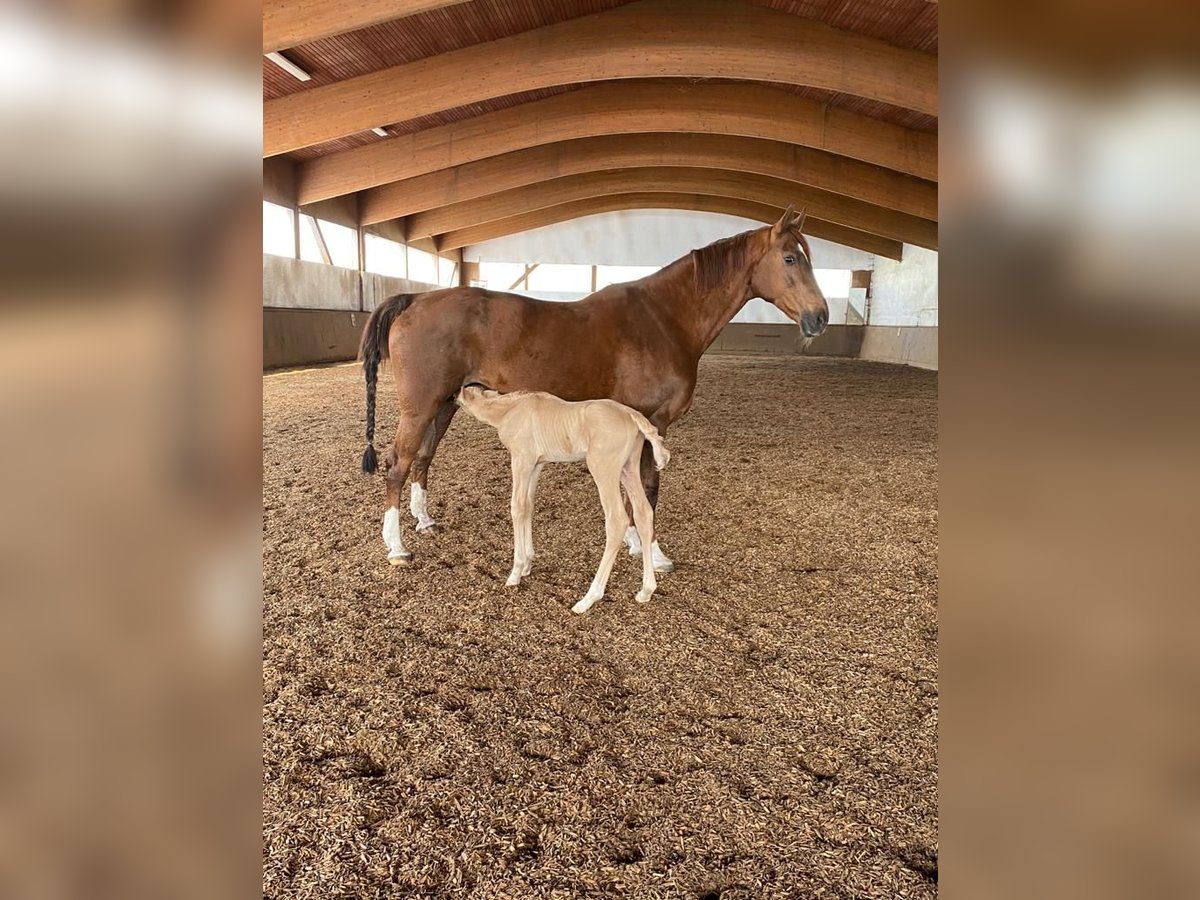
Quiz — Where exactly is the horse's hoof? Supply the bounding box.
[388,553,413,567]
[653,560,675,574]
[415,521,438,533]
[571,595,600,615]
[505,575,521,587]
[635,590,653,604]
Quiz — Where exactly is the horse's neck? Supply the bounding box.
[646,250,756,358]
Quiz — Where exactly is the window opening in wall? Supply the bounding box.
[407,246,438,284]
[363,233,407,278]
[299,216,358,268]
[263,201,295,258]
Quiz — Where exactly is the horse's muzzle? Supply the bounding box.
[801,309,828,337]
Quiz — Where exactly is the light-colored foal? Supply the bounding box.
[456,386,670,614]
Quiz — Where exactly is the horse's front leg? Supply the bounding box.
[506,456,534,587]
[624,440,675,573]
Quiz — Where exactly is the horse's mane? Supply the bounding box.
[689,226,812,294]
[690,230,757,294]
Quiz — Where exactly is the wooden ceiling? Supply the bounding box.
[262,0,938,255]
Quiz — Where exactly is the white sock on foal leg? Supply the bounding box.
[382,507,412,565]
[409,483,436,532]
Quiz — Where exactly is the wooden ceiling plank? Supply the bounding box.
[264,1,471,53]
[266,0,938,156]
[406,167,937,249]
[300,81,938,204]
[436,192,904,260]
[359,132,937,224]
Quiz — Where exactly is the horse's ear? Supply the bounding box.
[789,206,808,235]
[772,203,796,237]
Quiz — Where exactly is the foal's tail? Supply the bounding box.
[627,410,670,471]
[358,293,415,474]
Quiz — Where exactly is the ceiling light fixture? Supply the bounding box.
[265,51,311,82]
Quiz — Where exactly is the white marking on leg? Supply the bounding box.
[627,474,657,604]
[624,525,643,557]
[382,506,411,564]
[409,483,436,532]
[650,540,674,574]
[572,587,603,615]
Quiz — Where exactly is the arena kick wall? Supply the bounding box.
[263,255,936,371]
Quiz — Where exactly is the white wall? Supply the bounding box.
[263,255,437,311]
[869,244,939,326]
[463,209,875,270]
[263,255,361,311]
[465,209,871,325]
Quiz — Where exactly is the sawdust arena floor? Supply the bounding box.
[263,355,938,899]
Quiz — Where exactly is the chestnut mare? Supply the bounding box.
[358,205,828,568]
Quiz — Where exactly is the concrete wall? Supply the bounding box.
[263,255,439,368]
[710,323,862,358]
[870,244,938,326]
[264,255,362,310]
[263,254,438,312]
[859,325,938,369]
[262,253,938,371]
[264,308,369,369]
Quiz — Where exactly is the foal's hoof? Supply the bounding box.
[571,595,601,615]
[635,589,654,604]
[415,520,438,533]
[387,552,413,567]
[653,559,675,574]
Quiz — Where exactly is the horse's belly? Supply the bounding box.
[540,449,586,464]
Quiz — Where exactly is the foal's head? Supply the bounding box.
[749,205,829,338]
[457,383,517,426]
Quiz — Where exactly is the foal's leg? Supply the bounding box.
[506,455,535,587]
[624,441,675,573]
[572,459,627,615]
[520,463,543,576]
[382,409,438,565]
[409,400,456,532]
[622,454,657,604]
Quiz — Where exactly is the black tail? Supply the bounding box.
[358,293,415,473]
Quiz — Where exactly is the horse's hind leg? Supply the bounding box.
[572,459,627,615]
[381,407,439,565]
[624,440,675,573]
[622,454,657,604]
[409,399,456,533]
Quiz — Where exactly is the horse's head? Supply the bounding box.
[750,205,829,338]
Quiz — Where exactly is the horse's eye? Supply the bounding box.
[783,255,797,265]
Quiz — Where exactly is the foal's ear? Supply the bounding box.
[772,203,796,238]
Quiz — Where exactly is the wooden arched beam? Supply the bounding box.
[266,0,938,156]
[299,81,938,204]
[264,1,469,53]
[408,168,937,250]
[360,133,937,226]
[435,193,903,260]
